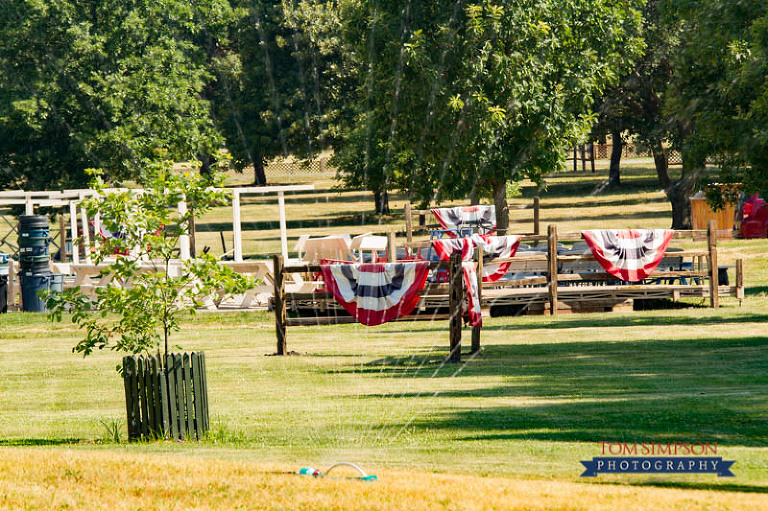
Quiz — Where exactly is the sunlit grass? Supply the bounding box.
[1,160,767,508]
[3,448,766,510]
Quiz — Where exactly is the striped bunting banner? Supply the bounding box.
[581,229,674,282]
[430,205,496,237]
[320,262,430,326]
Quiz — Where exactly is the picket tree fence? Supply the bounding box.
[122,352,209,441]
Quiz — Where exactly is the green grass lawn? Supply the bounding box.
[0,162,767,507]
[1,299,766,491]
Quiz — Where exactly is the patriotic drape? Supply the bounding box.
[581,229,674,282]
[431,234,522,282]
[462,263,482,327]
[431,206,496,236]
[430,235,521,328]
[472,234,522,282]
[320,261,430,326]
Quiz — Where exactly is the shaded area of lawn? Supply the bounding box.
[358,336,768,446]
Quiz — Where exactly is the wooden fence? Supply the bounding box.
[404,198,541,240]
[122,352,209,441]
[272,221,744,362]
[273,253,466,362]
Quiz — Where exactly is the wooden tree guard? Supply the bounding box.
[547,224,559,315]
[122,352,209,441]
[449,253,463,363]
[707,220,719,308]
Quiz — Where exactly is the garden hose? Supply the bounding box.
[296,462,377,481]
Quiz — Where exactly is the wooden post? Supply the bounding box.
[405,202,413,244]
[123,356,140,440]
[448,252,462,363]
[471,250,482,354]
[589,143,596,173]
[278,191,288,260]
[707,220,719,308]
[58,214,66,262]
[69,201,79,264]
[547,224,558,315]
[189,216,196,258]
[272,255,287,355]
[387,232,397,262]
[232,190,243,262]
[736,259,744,302]
[178,198,190,261]
[573,147,578,172]
[7,258,14,310]
[533,196,540,236]
[25,195,33,215]
[80,199,91,264]
[93,212,101,251]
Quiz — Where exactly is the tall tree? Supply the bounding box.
[333,0,642,222]
[0,0,226,190]
[667,0,768,207]
[211,0,353,185]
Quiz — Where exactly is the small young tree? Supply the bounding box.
[48,161,255,359]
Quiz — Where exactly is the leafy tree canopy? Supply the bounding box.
[0,0,228,190]
[333,0,643,224]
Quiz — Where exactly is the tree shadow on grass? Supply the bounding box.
[349,336,768,447]
[620,481,768,494]
[0,438,83,446]
[745,286,768,297]
[378,312,768,335]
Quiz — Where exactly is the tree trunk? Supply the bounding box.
[198,154,213,176]
[492,179,509,234]
[374,189,390,215]
[651,142,695,229]
[608,130,623,186]
[667,179,694,229]
[253,160,267,186]
[651,142,671,190]
[468,187,479,205]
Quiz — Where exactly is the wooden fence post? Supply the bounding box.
[449,253,463,363]
[707,220,719,308]
[533,196,540,236]
[471,250,482,354]
[405,202,413,244]
[58,214,66,262]
[123,355,140,440]
[388,232,397,262]
[736,259,744,303]
[547,224,559,315]
[273,255,287,355]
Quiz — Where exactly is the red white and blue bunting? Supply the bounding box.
[431,234,522,282]
[430,205,496,236]
[430,235,522,328]
[581,229,674,282]
[319,261,430,326]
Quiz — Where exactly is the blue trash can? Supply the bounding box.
[20,271,57,313]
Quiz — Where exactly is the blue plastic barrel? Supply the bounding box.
[20,271,56,312]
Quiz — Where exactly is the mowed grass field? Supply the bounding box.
[1,163,767,509]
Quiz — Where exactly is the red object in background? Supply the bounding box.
[736,193,768,238]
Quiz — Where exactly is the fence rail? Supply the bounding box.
[122,352,209,441]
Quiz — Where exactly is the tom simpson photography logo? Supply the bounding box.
[580,441,735,477]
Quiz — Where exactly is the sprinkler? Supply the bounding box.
[296,462,377,481]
